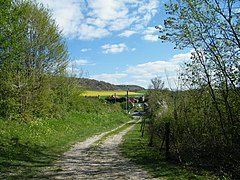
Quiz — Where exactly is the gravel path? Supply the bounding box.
[44,120,157,179]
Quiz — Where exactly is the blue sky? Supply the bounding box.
[36,0,192,89]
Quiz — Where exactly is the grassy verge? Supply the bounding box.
[93,120,137,146]
[120,123,220,179]
[0,111,131,179]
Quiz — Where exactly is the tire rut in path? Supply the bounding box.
[45,121,157,179]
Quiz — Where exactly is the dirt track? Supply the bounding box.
[44,121,157,179]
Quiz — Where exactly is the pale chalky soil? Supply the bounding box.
[44,122,158,179]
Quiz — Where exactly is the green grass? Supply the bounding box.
[120,123,220,179]
[0,111,131,179]
[93,120,136,146]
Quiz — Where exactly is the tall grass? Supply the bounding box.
[0,101,131,179]
[120,123,220,179]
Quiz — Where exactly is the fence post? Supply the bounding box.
[165,122,170,160]
[126,87,129,113]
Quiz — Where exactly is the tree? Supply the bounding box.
[160,0,240,143]
[159,0,240,176]
[149,76,165,90]
[145,77,167,146]
[0,0,24,118]
[160,0,240,92]
[0,0,68,120]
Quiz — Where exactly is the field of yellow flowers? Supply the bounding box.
[82,91,143,97]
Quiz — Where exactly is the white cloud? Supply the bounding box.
[69,59,95,66]
[138,0,159,15]
[80,48,92,52]
[85,51,192,89]
[109,17,136,31]
[73,60,89,66]
[127,61,177,74]
[131,73,156,79]
[124,51,192,88]
[102,43,129,54]
[88,0,127,21]
[36,0,160,40]
[126,51,191,76]
[142,34,159,41]
[144,26,158,34]
[118,30,137,37]
[37,0,84,36]
[77,24,110,40]
[137,1,159,22]
[91,73,128,84]
[142,26,161,41]
[171,52,192,63]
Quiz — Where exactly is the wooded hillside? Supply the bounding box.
[78,78,145,92]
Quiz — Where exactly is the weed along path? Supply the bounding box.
[44,120,157,179]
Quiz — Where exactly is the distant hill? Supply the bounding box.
[78,78,145,92]
[115,85,145,92]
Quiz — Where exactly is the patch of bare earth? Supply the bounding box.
[44,121,158,179]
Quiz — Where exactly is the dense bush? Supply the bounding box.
[0,0,85,121]
[143,0,240,178]
[144,85,240,178]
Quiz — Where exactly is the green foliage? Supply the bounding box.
[0,0,69,120]
[120,124,219,179]
[153,0,240,178]
[0,0,97,121]
[143,87,240,177]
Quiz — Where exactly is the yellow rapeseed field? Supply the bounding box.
[82,91,142,97]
